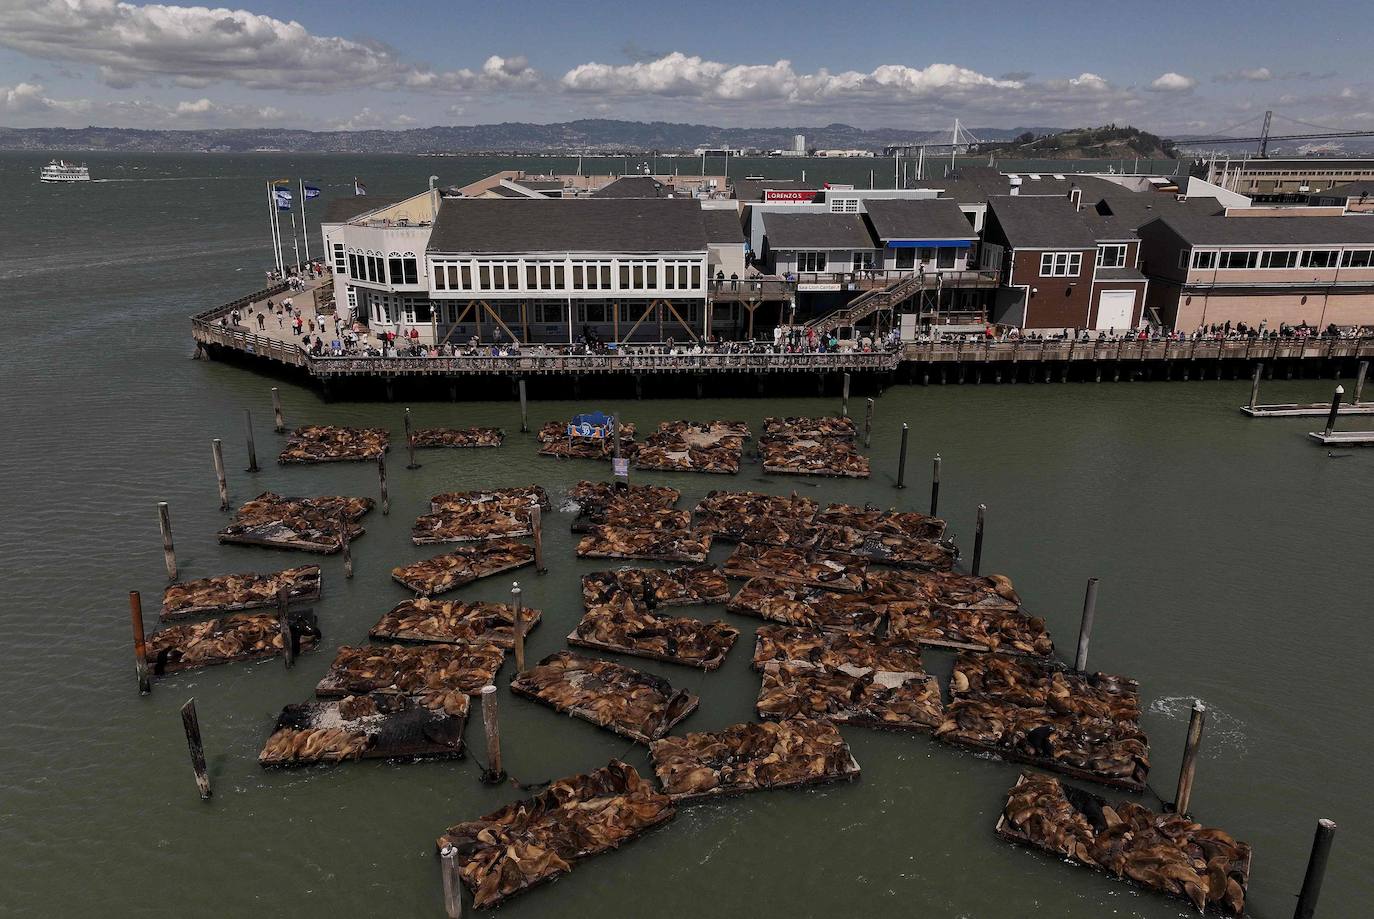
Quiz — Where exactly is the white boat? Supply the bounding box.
[40,160,91,183]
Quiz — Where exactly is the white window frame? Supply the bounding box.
[1096,244,1128,269]
[1039,251,1082,278]
[797,251,827,273]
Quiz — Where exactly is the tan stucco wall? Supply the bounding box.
[1175,292,1374,329]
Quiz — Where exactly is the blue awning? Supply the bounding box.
[887,239,973,248]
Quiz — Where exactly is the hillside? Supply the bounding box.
[973,125,1178,160]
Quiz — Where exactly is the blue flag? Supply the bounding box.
[303,184,321,200]
[275,188,293,210]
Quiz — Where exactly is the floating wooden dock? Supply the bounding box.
[1242,359,1370,415]
[1307,429,1374,445]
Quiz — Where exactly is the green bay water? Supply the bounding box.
[0,152,1369,918]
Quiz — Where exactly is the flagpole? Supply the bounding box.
[273,193,284,272]
[289,205,301,273]
[299,178,311,264]
[266,181,282,273]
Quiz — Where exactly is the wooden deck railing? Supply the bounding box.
[901,336,1374,363]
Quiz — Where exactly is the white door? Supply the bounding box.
[1096,290,1135,330]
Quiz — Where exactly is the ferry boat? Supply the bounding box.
[40,160,91,183]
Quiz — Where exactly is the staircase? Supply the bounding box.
[805,273,925,337]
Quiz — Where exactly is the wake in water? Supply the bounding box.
[1148,696,1250,759]
[93,175,244,183]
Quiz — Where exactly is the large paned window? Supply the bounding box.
[797,251,827,272]
[1039,251,1082,277]
[1096,244,1128,268]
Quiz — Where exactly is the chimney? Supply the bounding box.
[1069,184,1082,211]
[1009,175,1022,196]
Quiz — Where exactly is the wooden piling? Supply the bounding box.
[211,439,229,511]
[1249,363,1263,410]
[518,378,529,433]
[971,504,986,576]
[277,586,295,669]
[1354,360,1369,404]
[479,684,505,783]
[244,409,259,472]
[271,387,284,433]
[378,453,389,515]
[130,590,151,695]
[863,398,874,448]
[180,698,212,799]
[404,407,420,469]
[930,454,941,517]
[896,422,909,489]
[339,511,353,579]
[439,844,464,919]
[157,502,177,581]
[842,372,851,417]
[1324,385,1345,436]
[531,504,545,573]
[1074,577,1099,672]
[511,582,525,672]
[1173,700,1206,816]
[1294,819,1337,919]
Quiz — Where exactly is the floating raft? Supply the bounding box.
[757,660,944,732]
[728,578,884,633]
[278,425,389,463]
[759,436,871,478]
[573,506,692,534]
[998,772,1250,916]
[811,525,954,571]
[576,526,712,563]
[634,420,750,475]
[145,609,319,676]
[259,691,465,767]
[762,415,857,441]
[815,502,948,541]
[217,492,373,554]
[391,540,535,596]
[888,603,1054,657]
[692,490,820,540]
[569,591,739,670]
[1242,400,1374,417]
[159,564,320,620]
[866,569,1022,610]
[412,426,504,448]
[1306,429,1374,446]
[649,718,860,802]
[510,651,699,744]
[752,625,923,674]
[437,760,675,910]
[538,420,638,459]
[430,485,551,514]
[950,652,1138,720]
[369,598,540,647]
[581,565,730,608]
[568,479,679,509]
[720,518,826,550]
[411,504,533,544]
[723,543,868,592]
[314,643,507,715]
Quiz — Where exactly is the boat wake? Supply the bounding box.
[1148,696,1250,758]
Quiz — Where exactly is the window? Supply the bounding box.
[852,251,876,271]
[620,264,631,288]
[797,251,827,273]
[403,256,418,285]
[490,263,505,290]
[535,302,564,323]
[1341,249,1374,268]
[461,265,472,290]
[645,265,657,287]
[633,265,645,288]
[388,256,404,284]
[572,265,584,290]
[348,253,359,278]
[1191,250,1217,270]
[830,198,859,213]
[1218,251,1258,270]
[1097,244,1128,269]
[527,265,538,289]
[601,264,612,289]
[540,265,552,289]
[433,262,447,290]
[918,247,935,263]
[478,265,491,289]
[579,302,609,323]
[1302,250,1339,268]
[1038,251,1082,277]
[1260,251,1299,269]
[332,243,346,274]
[895,248,915,270]
[690,264,701,288]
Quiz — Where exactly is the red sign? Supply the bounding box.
[764,189,819,202]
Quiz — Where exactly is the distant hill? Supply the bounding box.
[973,125,1178,160]
[0,119,1063,154]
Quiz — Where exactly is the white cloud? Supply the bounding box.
[1215,67,1272,83]
[0,0,534,93]
[1066,73,1110,90]
[1149,72,1198,93]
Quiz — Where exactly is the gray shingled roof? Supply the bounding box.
[987,195,1099,248]
[1310,181,1374,202]
[428,197,708,253]
[928,166,1125,205]
[863,198,976,241]
[764,212,876,249]
[322,195,403,223]
[1095,267,1148,282]
[703,209,746,243]
[591,176,667,198]
[1151,213,1374,247]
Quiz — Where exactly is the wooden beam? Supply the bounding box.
[612,301,619,343]
[662,300,699,342]
[620,300,657,344]
[481,301,520,345]
[520,302,529,343]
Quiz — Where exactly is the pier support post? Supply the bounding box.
[634,375,643,400]
[895,423,909,489]
[511,582,525,672]
[180,698,212,799]
[1294,819,1337,919]
[244,409,259,472]
[863,399,874,448]
[971,504,986,575]
[158,502,177,581]
[272,387,284,433]
[337,511,353,578]
[404,408,420,469]
[1324,386,1345,436]
[276,586,295,669]
[518,379,528,433]
[531,504,546,573]
[1173,699,1206,816]
[439,845,464,919]
[479,685,505,784]
[1249,363,1263,410]
[130,590,151,695]
[1074,578,1099,673]
[842,373,851,417]
[378,453,389,515]
[930,454,941,517]
[212,439,229,511]
[1354,360,1369,404]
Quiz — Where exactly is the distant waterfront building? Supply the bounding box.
[1201,156,1374,200]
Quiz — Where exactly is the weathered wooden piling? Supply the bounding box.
[842,372,851,417]
[518,378,529,433]
[404,407,420,469]
[271,387,284,433]
[1173,699,1206,816]
[531,504,546,573]
[211,439,229,511]
[1074,577,1099,672]
[338,511,353,578]
[971,504,986,575]
[930,454,941,517]
[1324,386,1345,436]
[863,398,874,448]
[479,684,505,783]
[1294,819,1337,919]
[130,590,151,695]
[896,422,909,489]
[277,586,295,669]
[378,453,389,515]
[157,502,177,581]
[180,698,212,799]
[511,581,525,672]
[244,409,259,472]
[439,844,464,918]
[1354,360,1369,404]
[1249,363,1263,410]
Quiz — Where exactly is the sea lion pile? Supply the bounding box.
[866,569,1023,609]
[756,660,944,732]
[752,625,924,674]
[581,565,730,608]
[723,543,868,591]
[369,598,540,648]
[887,604,1055,657]
[411,505,533,544]
[649,718,860,801]
[691,490,820,540]
[575,526,712,563]
[758,436,871,478]
[160,564,320,620]
[568,480,680,509]
[569,590,740,670]
[144,610,320,675]
[728,577,886,633]
[430,485,551,514]
[510,651,699,743]
[761,416,858,441]
[574,505,692,533]
[634,420,750,474]
[278,425,389,463]
[315,643,508,715]
[999,772,1250,915]
[259,691,465,767]
[411,426,503,448]
[809,525,955,570]
[815,503,948,541]
[950,653,1140,721]
[391,539,535,596]
[217,492,373,553]
[538,420,638,459]
[437,760,675,909]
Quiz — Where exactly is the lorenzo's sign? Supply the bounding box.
[764,189,819,202]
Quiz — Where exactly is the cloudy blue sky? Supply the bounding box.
[0,0,1367,133]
